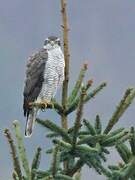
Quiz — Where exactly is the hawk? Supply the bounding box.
[23,36,65,137]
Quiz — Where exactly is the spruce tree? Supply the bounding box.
[4,1,135,179]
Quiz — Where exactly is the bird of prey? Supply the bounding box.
[23,36,65,137]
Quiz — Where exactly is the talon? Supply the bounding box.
[40,101,48,109]
[47,101,54,109]
[40,100,54,109]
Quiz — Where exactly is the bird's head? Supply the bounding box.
[43,36,61,51]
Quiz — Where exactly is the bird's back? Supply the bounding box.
[23,48,48,117]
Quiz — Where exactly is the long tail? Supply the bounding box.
[25,108,38,137]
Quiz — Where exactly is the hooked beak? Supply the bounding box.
[50,41,55,46]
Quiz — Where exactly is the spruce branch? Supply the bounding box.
[78,131,90,136]
[4,129,23,180]
[107,128,125,139]
[66,159,84,176]
[53,139,72,151]
[109,131,135,179]
[129,127,135,155]
[83,119,96,135]
[118,162,125,169]
[119,157,135,179]
[85,79,93,91]
[59,151,73,163]
[53,139,99,154]
[12,171,19,180]
[102,147,110,154]
[28,101,63,115]
[101,130,129,147]
[73,171,81,180]
[77,134,104,145]
[85,157,102,175]
[72,87,86,148]
[99,151,107,162]
[85,156,111,177]
[66,82,107,115]
[13,120,30,178]
[46,148,53,154]
[116,143,131,163]
[31,147,42,180]
[109,157,135,180]
[55,174,74,180]
[32,169,50,179]
[84,82,107,102]
[79,122,128,150]
[68,64,88,105]
[96,163,111,178]
[95,115,102,134]
[46,132,60,138]
[104,88,135,134]
[116,132,133,144]
[51,98,64,115]
[36,119,71,143]
[51,146,60,177]
[84,151,112,176]
[108,165,120,171]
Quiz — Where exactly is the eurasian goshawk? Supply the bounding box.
[23,36,65,137]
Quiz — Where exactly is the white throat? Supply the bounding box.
[43,45,61,51]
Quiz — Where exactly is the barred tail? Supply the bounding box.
[25,108,38,137]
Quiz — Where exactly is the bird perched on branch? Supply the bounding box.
[23,36,65,137]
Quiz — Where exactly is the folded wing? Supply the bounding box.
[23,49,48,118]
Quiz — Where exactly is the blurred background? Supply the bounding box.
[0,0,135,179]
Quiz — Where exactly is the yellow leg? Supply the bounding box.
[40,100,54,109]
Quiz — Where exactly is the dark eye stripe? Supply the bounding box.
[56,40,61,45]
[44,40,50,45]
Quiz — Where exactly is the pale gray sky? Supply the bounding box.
[0,1,135,179]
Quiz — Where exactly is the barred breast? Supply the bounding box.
[37,47,65,102]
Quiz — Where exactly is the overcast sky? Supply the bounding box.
[0,0,135,179]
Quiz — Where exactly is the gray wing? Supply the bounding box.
[23,48,48,117]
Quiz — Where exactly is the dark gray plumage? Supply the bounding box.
[23,48,47,118]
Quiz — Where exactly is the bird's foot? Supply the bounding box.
[40,100,54,109]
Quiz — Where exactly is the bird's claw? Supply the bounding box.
[47,101,54,109]
[40,100,54,109]
[40,101,48,109]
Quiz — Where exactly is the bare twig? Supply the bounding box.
[60,0,70,171]
[61,0,70,129]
